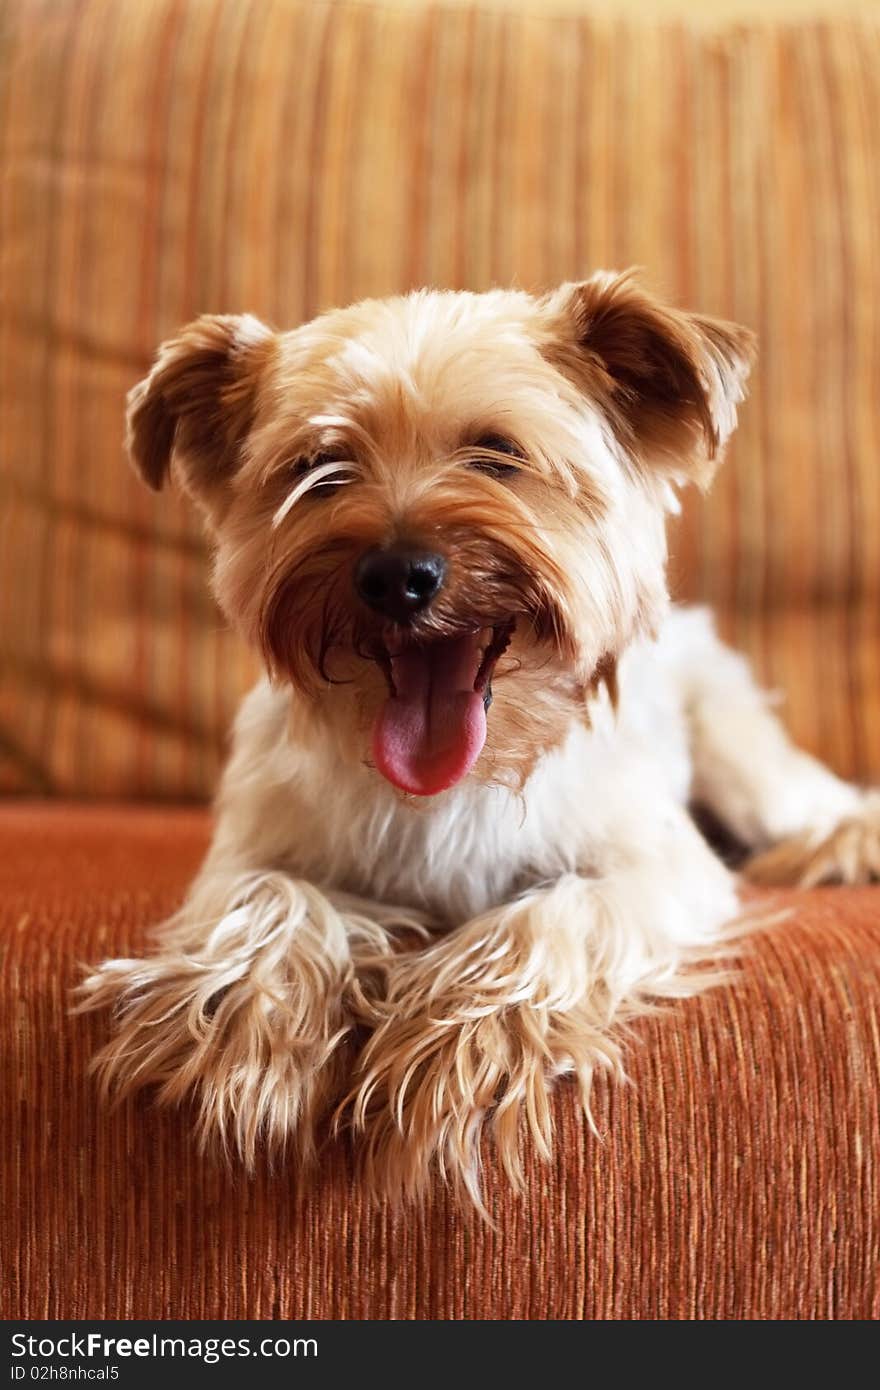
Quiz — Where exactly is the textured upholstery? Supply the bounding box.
[1,0,880,797]
[1,803,878,1319]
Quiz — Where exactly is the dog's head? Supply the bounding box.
[127,274,754,795]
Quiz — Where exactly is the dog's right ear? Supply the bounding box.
[126,314,276,504]
[539,272,755,489]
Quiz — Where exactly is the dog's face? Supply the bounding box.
[127,275,753,795]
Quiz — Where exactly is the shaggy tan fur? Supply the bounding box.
[85,874,428,1165]
[79,274,872,1207]
[342,873,743,1212]
[744,794,880,887]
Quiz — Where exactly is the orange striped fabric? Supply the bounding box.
[2,802,878,1318]
[1,0,879,797]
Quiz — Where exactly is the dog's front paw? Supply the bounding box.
[342,887,623,1208]
[78,874,358,1165]
[744,793,880,888]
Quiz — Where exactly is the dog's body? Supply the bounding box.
[204,607,862,924]
[82,277,880,1204]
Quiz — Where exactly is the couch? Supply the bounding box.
[1,0,878,1318]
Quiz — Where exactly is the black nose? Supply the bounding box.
[354,546,446,622]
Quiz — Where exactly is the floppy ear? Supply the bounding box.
[126,313,276,503]
[542,271,756,486]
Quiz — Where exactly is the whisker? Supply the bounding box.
[272,462,356,528]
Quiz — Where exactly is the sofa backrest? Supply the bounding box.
[1,0,878,797]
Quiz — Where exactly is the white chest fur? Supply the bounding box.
[212,619,695,922]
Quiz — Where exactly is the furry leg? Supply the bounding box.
[742,796,880,887]
[344,807,739,1207]
[674,609,877,885]
[78,869,406,1165]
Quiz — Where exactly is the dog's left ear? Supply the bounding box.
[125,313,276,510]
[541,271,756,486]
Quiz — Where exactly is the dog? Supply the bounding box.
[80,272,880,1207]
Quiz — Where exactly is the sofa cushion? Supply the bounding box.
[1,0,879,797]
[2,802,877,1319]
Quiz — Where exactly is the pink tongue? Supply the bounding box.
[372,633,487,795]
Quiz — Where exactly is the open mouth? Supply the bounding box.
[371,620,514,796]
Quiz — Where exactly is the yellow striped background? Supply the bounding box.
[1,0,878,797]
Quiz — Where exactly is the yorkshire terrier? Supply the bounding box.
[81,272,880,1205]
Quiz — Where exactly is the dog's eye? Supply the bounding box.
[290,450,351,499]
[273,449,355,526]
[468,434,525,478]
